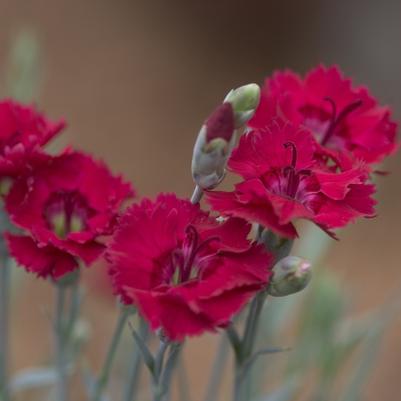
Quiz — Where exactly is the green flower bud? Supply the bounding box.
[224,83,261,128]
[268,256,312,297]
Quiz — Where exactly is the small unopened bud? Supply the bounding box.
[224,83,260,128]
[268,256,312,297]
[191,103,236,189]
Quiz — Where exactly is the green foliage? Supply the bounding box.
[5,30,41,102]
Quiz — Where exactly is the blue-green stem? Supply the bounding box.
[92,308,130,401]
[190,185,203,204]
[0,259,10,401]
[231,228,293,401]
[54,284,68,401]
[53,271,81,401]
[233,291,267,401]
[122,316,149,401]
[151,339,182,401]
[0,208,11,401]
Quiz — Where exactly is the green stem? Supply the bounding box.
[233,291,267,401]
[190,185,203,204]
[0,208,11,401]
[55,285,68,401]
[92,309,130,401]
[232,229,294,401]
[152,340,182,401]
[152,340,169,400]
[65,280,81,340]
[0,260,10,401]
[53,270,82,401]
[122,317,148,401]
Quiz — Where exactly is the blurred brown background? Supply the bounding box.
[0,0,400,400]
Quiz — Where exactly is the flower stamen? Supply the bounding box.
[321,97,363,145]
[283,142,311,199]
[167,226,220,284]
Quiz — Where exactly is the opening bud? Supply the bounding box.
[224,83,261,128]
[191,103,236,189]
[268,256,312,297]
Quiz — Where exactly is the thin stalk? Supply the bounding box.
[151,340,182,401]
[65,280,81,340]
[152,340,169,401]
[233,363,246,401]
[233,292,267,401]
[232,229,293,401]
[0,259,10,401]
[159,343,181,401]
[92,310,130,401]
[54,285,68,401]
[190,185,203,204]
[243,292,267,359]
[0,207,11,401]
[122,317,148,401]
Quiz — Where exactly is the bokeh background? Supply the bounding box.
[0,1,400,400]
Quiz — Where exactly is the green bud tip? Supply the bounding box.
[224,83,261,114]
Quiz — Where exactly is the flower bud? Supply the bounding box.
[268,256,312,297]
[191,84,260,190]
[191,102,236,189]
[224,83,260,128]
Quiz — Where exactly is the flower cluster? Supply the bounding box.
[0,100,65,191]
[206,65,398,238]
[1,101,134,279]
[1,65,398,341]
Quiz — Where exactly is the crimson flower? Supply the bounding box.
[206,121,376,238]
[5,150,134,279]
[250,65,398,164]
[0,100,65,180]
[107,194,272,340]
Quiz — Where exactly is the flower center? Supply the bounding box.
[163,225,219,285]
[44,190,93,238]
[320,97,362,146]
[282,142,310,199]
